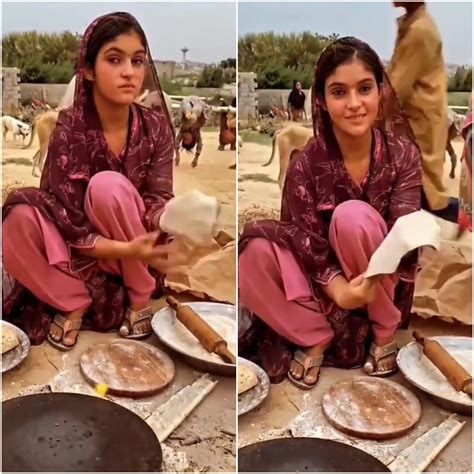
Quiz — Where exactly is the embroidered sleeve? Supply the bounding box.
[389,140,423,280]
[142,115,174,230]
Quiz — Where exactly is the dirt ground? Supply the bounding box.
[1,130,237,472]
[238,135,472,472]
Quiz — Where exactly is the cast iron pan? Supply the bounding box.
[238,438,390,472]
[2,393,162,472]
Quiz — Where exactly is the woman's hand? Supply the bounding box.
[322,273,379,311]
[340,273,378,310]
[126,231,165,261]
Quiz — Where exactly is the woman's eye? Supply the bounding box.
[360,85,372,94]
[133,58,145,65]
[332,89,344,97]
[107,57,121,64]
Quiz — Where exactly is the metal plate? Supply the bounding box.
[238,357,270,416]
[397,336,473,415]
[152,302,236,376]
[2,393,162,472]
[238,437,390,472]
[1,320,30,373]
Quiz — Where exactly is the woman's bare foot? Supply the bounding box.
[119,304,152,338]
[49,309,87,347]
[364,336,398,375]
[289,341,331,386]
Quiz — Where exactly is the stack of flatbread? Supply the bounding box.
[2,326,19,355]
[238,365,259,395]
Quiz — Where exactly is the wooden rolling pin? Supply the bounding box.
[413,331,472,397]
[166,296,236,365]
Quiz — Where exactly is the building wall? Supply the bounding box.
[2,67,21,115]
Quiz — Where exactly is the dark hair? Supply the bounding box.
[85,13,147,68]
[314,37,384,96]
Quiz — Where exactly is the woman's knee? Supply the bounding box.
[331,200,387,239]
[3,204,39,235]
[86,171,136,213]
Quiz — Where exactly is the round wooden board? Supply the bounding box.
[322,377,421,440]
[80,340,175,398]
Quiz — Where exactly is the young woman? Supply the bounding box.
[239,37,422,389]
[2,12,177,350]
[287,81,307,122]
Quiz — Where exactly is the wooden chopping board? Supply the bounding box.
[80,340,175,398]
[322,377,421,440]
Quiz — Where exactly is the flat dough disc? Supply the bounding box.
[322,377,421,440]
[238,365,259,395]
[80,340,175,398]
[2,327,19,355]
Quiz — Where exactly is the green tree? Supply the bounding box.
[196,65,225,88]
[238,31,338,89]
[2,31,80,83]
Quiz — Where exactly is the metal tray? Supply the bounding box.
[397,335,473,415]
[152,302,236,376]
[238,357,270,416]
[2,320,30,373]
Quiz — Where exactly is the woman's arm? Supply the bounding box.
[388,140,423,280]
[142,114,175,231]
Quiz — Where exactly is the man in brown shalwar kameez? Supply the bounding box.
[388,1,457,222]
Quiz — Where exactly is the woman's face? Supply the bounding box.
[296,82,302,91]
[323,58,380,139]
[85,30,146,106]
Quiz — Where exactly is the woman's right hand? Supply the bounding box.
[126,231,166,261]
[338,273,378,310]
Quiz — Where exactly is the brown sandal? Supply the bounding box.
[287,349,323,390]
[363,341,398,377]
[47,314,82,351]
[119,306,153,339]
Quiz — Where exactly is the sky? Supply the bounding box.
[238,2,472,66]
[2,2,237,64]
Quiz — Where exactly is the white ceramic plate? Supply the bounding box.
[152,302,236,370]
[397,336,473,413]
[2,320,30,373]
[238,357,270,416]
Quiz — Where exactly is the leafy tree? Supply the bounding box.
[2,31,80,83]
[238,31,338,89]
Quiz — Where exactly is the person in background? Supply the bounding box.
[388,1,457,222]
[287,81,307,122]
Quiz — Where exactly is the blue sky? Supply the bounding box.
[2,2,237,63]
[238,2,472,65]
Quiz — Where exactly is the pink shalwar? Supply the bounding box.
[239,200,400,348]
[3,171,156,313]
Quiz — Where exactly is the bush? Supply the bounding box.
[3,31,80,83]
[197,66,225,88]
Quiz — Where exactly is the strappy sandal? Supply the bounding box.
[363,340,398,377]
[119,306,153,340]
[47,314,82,351]
[287,349,323,390]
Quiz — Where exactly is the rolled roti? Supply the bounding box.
[2,327,19,355]
[238,365,259,395]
